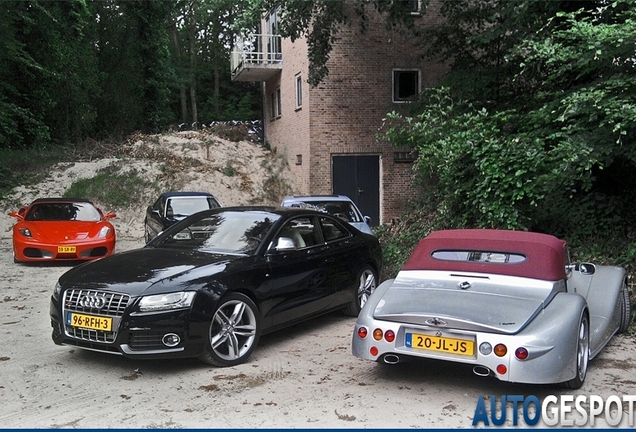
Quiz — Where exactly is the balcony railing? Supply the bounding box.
[231,34,283,82]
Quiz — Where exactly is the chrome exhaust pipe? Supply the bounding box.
[473,365,492,377]
[383,354,400,364]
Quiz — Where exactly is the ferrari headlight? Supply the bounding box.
[139,292,196,312]
[98,226,111,238]
[18,227,32,237]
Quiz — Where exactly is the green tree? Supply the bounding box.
[0,0,99,148]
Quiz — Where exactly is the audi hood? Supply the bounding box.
[57,247,247,297]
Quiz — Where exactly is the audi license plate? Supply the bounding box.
[66,312,112,331]
[58,245,76,253]
[406,333,474,356]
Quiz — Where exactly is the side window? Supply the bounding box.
[153,197,164,215]
[275,217,318,250]
[319,217,349,242]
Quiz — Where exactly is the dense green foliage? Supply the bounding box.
[0,0,261,151]
[382,1,636,264]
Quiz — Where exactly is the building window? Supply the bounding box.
[394,150,417,163]
[270,87,282,119]
[270,92,276,119]
[410,0,422,14]
[393,69,420,102]
[295,74,303,109]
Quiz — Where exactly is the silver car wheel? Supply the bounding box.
[210,298,258,362]
[358,268,377,309]
[574,315,590,381]
[562,313,590,389]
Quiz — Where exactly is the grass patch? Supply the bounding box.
[64,164,157,208]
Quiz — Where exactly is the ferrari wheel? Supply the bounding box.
[618,281,632,334]
[563,313,589,389]
[199,293,260,367]
[343,265,377,317]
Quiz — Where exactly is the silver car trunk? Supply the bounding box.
[373,270,566,335]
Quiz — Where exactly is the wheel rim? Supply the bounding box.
[358,269,377,309]
[210,299,257,362]
[576,317,589,381]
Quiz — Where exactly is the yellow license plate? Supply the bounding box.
[58,246,76,253]
[406,333,475,356]
[66,312,112,331]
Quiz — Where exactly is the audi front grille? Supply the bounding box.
[62,289,131,343]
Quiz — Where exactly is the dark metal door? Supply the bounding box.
[332,155,380,226]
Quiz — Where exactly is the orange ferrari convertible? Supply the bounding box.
[9,198,116,263]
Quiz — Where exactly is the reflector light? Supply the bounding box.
[496,364,507,375]
[494,344,507,357]
[384,330,395,342]
[479,342,492,355]
[357,327,368,339]
[515,347,529,360]
[373,328,383,341]
[370,346,379,356]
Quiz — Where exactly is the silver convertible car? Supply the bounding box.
[352,229,632,389]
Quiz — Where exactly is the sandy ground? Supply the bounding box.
[1,132,636,428]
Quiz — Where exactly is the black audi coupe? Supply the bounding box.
[50,206,382,366]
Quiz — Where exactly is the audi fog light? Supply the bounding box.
[139,292,196,312]
[162,333,181,347]
[479,342,492,355]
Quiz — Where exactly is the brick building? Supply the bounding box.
[231,1,446,226]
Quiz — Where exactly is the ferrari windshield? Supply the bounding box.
[156,210,280,255]
[25,202,102,222]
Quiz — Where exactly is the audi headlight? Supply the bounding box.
[53,282,62,301]
[98,226,111,238]
[139,292,196,312]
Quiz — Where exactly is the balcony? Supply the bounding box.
[231,34,283,82]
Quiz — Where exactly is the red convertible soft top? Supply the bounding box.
[402,229,568,281]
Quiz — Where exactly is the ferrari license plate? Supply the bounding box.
[406,333,475,356]
[58,245,76,253]
[66,312,112,331]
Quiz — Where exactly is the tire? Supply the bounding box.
[199,292,260,367]
[343,265,377,317]
[618,281,632,334]
[563,312,590,389]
